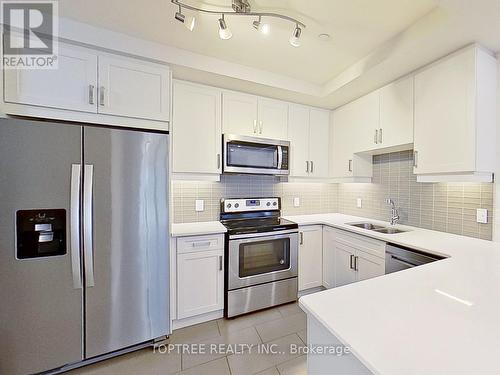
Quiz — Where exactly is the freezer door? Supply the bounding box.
[0,119,83,375]
[83,126,169,358]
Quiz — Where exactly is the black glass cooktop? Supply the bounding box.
[221,217,298,235]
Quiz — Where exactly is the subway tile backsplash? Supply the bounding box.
[172,175,338,223]
[172,150,494,240]
[337,151,493,240]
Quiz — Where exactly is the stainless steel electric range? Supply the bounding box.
[220,197,299,318]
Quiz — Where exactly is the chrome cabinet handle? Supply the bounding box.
[354,256,359,271]
[99,86,105,107]
[70,164,82,289]
[88,85,95,105]
[378,128,383,144]
[253,120,257,134]
[299,232,304,245]
[83,164,95,287]
[219,255,223,271]
[217,154,221,170]
[374,129,378,144]
[306,161,310,173]
[348,159,353,172]
[192,241,211,247]
[310,161,314,173]
[413,151,418,168]
[349,254,354,270]
[259,120,263,134]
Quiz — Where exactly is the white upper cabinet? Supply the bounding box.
[350,91,380,152]
[331,104,373,181]
[257,97,288,139]
[222,91,258,137]
[4,42,98,113]
[379,76,414,149]
[414,46,497,181]
[97,54,170,122]
[172,81,222,176]
[222,91,288,139]
[288,105,330,179]
[3,41,171,129]
[288,105,310,177]
[309,109,330,178]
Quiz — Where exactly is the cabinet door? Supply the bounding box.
[298,226,323,291]
[414,49,476,174]
[258,98,288,139]
[356,251,385,282]
[98,54,170,122]
[288,105,310,177]
[177,250,224,319]
[334,243,356,287]
[173,81,222,174]
[331,106,354,178]
[322,227,336,289]
[309,109,330,178]
[4,42,97,113]
[379,76,414,148]
[222,92,258,136]
[349,91,380,152]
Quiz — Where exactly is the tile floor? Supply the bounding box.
[69,302,307,375]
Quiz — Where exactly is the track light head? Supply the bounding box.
[289,25,302,47]
[218,15,232,40]
[252,16,270,35]
[175,11,185,23]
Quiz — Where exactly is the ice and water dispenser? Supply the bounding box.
[16,209,66,259]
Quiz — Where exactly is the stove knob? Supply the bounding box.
[234,203,239,208]
[267,202,271,207]
[227,203,232,209]
[273,202,277,206]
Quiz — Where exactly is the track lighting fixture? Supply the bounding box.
[174,5,196,31]
[252,16,270,35]
[218,14,233,40]
[171,0,305,45]
[289,25,302,47]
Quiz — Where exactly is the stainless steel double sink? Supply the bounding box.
[347,222,408,234]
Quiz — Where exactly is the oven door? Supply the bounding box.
[223,134,289,175]
[228,230,298,290]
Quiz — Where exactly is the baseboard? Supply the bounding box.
[172,310,223,330]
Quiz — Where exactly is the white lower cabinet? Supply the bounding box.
[176,235,224,320]
[298,225,323,291]
[333,229,385,286]
[322,226,336,289]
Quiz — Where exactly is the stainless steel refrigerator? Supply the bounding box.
[0,119,170,375]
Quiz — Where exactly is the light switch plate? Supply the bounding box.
[293,197,300,207]
[476,208,488,224]
[357,198,362,208]
[195,199,204,212]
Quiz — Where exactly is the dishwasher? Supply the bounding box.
[385,244,445,274]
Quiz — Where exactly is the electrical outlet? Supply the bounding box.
[293,197,300,207]
[476,208,488,224]
[195,199,204,212]
[357,198,362,208]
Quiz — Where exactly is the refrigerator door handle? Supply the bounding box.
[84,164,95,287]
[70,164,82,289]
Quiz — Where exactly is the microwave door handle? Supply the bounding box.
[277,146,283,169]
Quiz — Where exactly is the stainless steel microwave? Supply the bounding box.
[223,134,290,176]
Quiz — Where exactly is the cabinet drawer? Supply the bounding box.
[177,234,224,254]
[334,229,386,258]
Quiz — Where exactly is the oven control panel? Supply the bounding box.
[222,198,280,213]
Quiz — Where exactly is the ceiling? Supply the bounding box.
[58,0,436,85]
[58,0,500,108]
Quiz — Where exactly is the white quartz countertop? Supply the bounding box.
[171,221,227,237]
[284,213,500,375]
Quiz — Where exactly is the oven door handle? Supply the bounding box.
[229,229,298,240]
